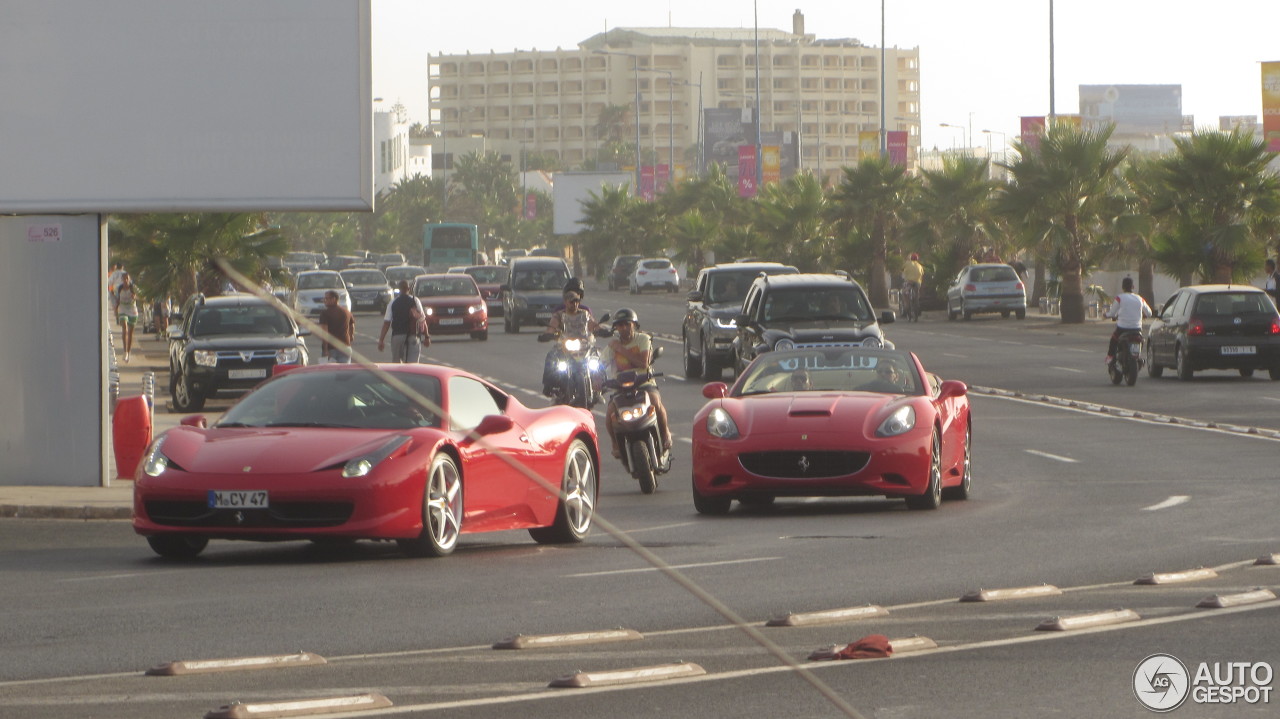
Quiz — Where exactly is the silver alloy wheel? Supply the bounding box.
[425,454,462,554]
[561,442,595,535]
[945,424,972,500]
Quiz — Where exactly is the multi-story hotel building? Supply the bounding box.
[427,11,921,185]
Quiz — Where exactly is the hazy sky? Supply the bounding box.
[372,0,1278,153]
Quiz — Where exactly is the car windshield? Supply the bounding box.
[970,266,1018,283]
[297,273,343,290]
[1194,292,1271,316]
[341,270,386,285]
[641,259,671,270]
[706,272,759,304]
[763,287,873,322]
[385,267,426,284]
[218,369,442,430]
[737,349,921,396]
[190,305,292,337]
[378,254,404,264]
[416,277,478,297]
[512,269,568,291]
[465,267,505,284]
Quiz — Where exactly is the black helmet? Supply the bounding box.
[611,308,639,327]
[563,277,586,297]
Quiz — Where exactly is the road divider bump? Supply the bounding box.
[204,693,391,718]
[493,628,644,649]
[960,584,1062,602]
[146,652,326,676]
[1135,567,1218,585]
[1254,554,1280,565]
[806,635,936,661]
[1196,588,1277,609]
[1036,608,1141,631]
[766,604,889,627]
[548,661,705,688]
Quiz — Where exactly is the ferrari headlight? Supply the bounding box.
[706,407,740,439]
[774,338,796,351]
[141,438,170,477]
[563,338,583,352]
[342,436,412,478]
[193,350,218,367]
[876,405,916,437]
[275,347,301,364]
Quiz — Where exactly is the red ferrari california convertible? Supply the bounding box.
[134,364,598,558]
[691,347,971,514]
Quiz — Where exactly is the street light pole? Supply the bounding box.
[753,0,762,191]
[880,0,886,157]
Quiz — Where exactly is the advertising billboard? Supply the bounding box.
[1080,85,1183,136]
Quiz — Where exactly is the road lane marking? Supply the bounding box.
[1025,449,1078,463]
[620,522,697,534]
[1260,397,1280,403]
[942,352,967,358]
[1143,495,1190,511]
[1049,366,1084,374]
[567,557,780,578]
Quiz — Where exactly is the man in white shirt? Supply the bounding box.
[1104,277,1152,363]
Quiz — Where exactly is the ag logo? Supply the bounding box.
[1134,653,1190,712]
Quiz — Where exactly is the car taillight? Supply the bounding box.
[1270,318,1280,335]
[1015,281,1024,291]
[964,284,976,293]
[1188,319,1205,336]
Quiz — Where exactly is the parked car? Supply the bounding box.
[500,256,570,333]
[732,272,895,377]
[945,263,1027,320]
[412,273,489,341]
[291,270,351,318]
[166,294,309,412]
[683,262,799,380]
[134,363,599,559]
[607,254,643,291]
[339,267,393,313]
[1146,284,1280,380]
[385,265,427,289]
[691,347,972,514]
[457,264,508,317]
[630,257,680,294]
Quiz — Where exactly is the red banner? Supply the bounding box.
[1020,116,1046,152]
[737,146,757,198]
[640,165,656,202]
[887,131,908,167]
[524,194,536,220]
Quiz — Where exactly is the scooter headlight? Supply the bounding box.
[587,356,601,371]
[563,338,583,352]
[556,360,569,372]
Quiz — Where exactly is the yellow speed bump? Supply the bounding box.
[1035,609,1141,632]
[493,628,643,650]
[203,693,391,719]
[1135,568,1218,585]
[146,652,326,676]
[549,662,705,688]
[960,584,1062,602]
[766,605,888,627]
[1196,588,1277,609]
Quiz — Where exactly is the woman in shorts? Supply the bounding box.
[115,273,140,362]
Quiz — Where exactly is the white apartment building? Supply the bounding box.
[427,11,921,186]
[374,101,412,196]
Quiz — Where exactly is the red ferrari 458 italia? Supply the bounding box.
[691,347,971,514]
[134,364,598,558]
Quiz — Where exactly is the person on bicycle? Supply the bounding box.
[1104,277,1152,364]
[901,253,925,318]
[602,309,671,459]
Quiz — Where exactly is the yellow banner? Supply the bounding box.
[762,146,780,186]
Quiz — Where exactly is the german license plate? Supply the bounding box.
[440,318,463,325]
[228,369,267,379]
[1221,346,1256,355]
[208,490,268,509]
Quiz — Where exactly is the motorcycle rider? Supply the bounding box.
[602,308,672,459]
[542,285,598,396]
[1104,277,1152,364]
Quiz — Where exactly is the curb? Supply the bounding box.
[0,504,133,521]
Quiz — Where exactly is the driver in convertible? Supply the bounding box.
[857,359,909,394]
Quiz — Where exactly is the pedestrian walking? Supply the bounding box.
[317,289,356,363]
[378,281,428,363]
[107,262,125,314]
[115,272,140,362]
[1264,258,1280,308]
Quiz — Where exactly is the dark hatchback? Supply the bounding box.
[1146,284,1280,380]
[168,294,309,411]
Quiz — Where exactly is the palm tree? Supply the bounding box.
[906,154,998,294]
[752,173,832,272]
[997,124,1129,323]
[1149,128,1280,284]
[829,156,918,307]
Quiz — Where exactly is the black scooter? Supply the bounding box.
[596,318,669,494]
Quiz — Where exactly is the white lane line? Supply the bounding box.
[1143,495,1190,511]
[1260,397,1280,403]
[1025,449,1078,463]
[680,437,692,444]
[567,557,780,578]
[1049,366,1085,374]
[620,522,698,534]
[942,352,967,358]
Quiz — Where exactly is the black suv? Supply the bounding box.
[500,256,570,333]
[732,273,895,377]
[167,294,309,411]
[682,262,798,379]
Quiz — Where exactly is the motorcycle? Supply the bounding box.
[1108,328,1143,387]
[537,331,603,408]
[599,342,670,494]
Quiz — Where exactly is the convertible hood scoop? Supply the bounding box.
[788,396,841,417]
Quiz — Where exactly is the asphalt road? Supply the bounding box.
[1,290,1277,718]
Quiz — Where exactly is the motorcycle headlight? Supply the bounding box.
[141,438,170,477]
[193,350,218,367]
[342,436,412,478]
[556,360,569,372]
[563,338,582,352]
[276,347,301,365]
[774,338,796,351]
[876,405,916,437]
[706,407,740,439]
[587,356,601,371]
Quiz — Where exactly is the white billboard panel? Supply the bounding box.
[552,172,633,236]
[0,0,372,212]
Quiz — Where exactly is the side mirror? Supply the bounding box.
[597,312,611,325]
[471,414,515,438]
[167,326,185,340]
[297,327,311,337]
[687,290,704,303]
[939,380,968,400]
[180,414,208,428]
[652,345,664,360]
[702,382,729,399]
[880,310,896,324]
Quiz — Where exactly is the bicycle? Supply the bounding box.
[900,281,920,322]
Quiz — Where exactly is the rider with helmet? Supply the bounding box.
[542,281,598,396]
[602,308,671,459]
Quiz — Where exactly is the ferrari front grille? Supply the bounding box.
[144,500,353,528]
[739,451,870,478]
